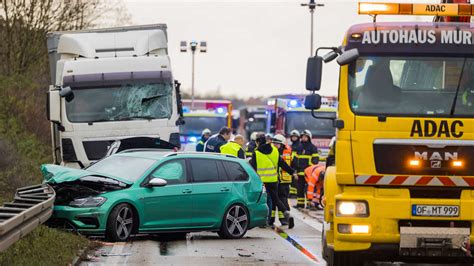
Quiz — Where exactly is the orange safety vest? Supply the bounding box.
[304,164,325,201]
[279,145,293,183]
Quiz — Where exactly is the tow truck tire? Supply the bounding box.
[106,203,135,242]
[326,249,365,266]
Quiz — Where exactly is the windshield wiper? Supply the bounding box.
[115,115,155,121]
[141,94,167,104]
[450,58,467,117]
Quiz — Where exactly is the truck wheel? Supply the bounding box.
[322,224,329,260]
[326,248,365,266]
[106,203,135,242]
[218,204,249,239]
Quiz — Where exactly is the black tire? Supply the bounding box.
[326,248,365,266]
[106,203,135,242]
[322,224,329,261]
[218,204,249,239]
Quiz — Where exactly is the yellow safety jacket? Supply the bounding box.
[255,146,279,183]
[279,145,292,184]
[220,141,242,157]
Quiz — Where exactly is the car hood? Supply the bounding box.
[41,164,133,186]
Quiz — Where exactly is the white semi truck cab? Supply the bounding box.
[47,24,183,168]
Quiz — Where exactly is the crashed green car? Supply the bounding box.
[44,150,268,241]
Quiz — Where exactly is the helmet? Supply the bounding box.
[272,134,286,145]
[250,132,258,141]
[201,128,211,136]
[290,130,300,137]
[301,129,312,139]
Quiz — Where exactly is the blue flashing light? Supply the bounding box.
[189,136,198,143]
[289,99,298,107]
[183,106,190,113]
[216,107,225,114]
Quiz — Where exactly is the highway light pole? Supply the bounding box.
[180,40,207,109]
[301,0,324,56]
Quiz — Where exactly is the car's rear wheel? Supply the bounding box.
[106,203,135,242]
[218,204,249,239]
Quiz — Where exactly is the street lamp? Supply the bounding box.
[301,0,324,56]
[180,40,207,109]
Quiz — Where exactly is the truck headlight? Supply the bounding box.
[336,201,369,217]
[70,196,107,207]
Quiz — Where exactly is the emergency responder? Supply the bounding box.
[304,164,325,210]
[245,132,258,159]
[220,135,246,159]
[204,127,232,153]
[250,134,296,226]
[292,129,319,209]
[196,128,211,152]
[289,129,301,197]
[265,133,273,143]
[272,134,294,228]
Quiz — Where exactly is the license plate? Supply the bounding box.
[412,205,459,217]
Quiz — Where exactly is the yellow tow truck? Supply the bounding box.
[304,2,474,265]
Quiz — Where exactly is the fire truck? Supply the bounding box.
[304,1,474,265]
[179,99,232,150]
[238,106,267,140]
[266,94,337,159]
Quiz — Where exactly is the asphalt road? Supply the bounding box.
[80,208,325,265]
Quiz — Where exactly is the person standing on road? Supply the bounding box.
[220,135,246,159]
[292,129,319,209]
[289,129,301,197]
[204,127,232,153]
[271,134,295,227]
[196,128,211,152]
[245,132,258,159]
[250,134,294,226]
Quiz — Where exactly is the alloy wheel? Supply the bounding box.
[115,206,133,240]
[225,205,248,237]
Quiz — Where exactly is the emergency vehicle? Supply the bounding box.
[179,99,232,150]
[304,2,474,265]
[239,106,267,140]
[266,94,337,159]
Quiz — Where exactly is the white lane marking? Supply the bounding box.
[291,208,323,232]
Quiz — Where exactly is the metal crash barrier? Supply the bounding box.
[0,184,55,252]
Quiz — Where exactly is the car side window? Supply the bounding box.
[190,159,220,183]
[150,159,187,185]
[222,161,249,181]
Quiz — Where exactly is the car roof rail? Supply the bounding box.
[117,148,175,154]
[164,152,238,159]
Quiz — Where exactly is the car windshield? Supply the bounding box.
[349,56,474,117]
[248,118,266,132]
[180,116,227,136]
[87,156,157,182]
[65,82,173,123]
[285,111,335,138]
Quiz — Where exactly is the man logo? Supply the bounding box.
[415,151,458,161]
[431,161,442,169]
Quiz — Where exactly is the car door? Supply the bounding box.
[141,158,193,230]
[189,158,233,228]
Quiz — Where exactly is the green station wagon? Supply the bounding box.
[43,151,268,241]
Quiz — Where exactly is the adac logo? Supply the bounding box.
[410,120,463,138]
[425,4,446,12]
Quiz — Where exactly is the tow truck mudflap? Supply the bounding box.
[400,227,471,257]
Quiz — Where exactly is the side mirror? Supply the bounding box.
[304,94,322,110]
[306,56,323,91]
[59,86,74,102]
[47,90,61,122]
[148,177,167,187]
[336,48,359,66]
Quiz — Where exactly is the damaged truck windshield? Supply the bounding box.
[65,82,173,123]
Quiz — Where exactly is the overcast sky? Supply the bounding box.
[122,0,438,98]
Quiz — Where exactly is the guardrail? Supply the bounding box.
[0,184,55,252]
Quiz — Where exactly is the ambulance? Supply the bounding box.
[266,94,337,159]
[179,99,232,150]
[304,2,474,265]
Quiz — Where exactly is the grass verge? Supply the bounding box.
[0,226,91,265]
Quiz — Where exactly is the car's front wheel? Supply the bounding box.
[218,204,249,239]
[106,203,135,242]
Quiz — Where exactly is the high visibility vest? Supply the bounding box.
[220,141,242,157]
[255,146,279,183]
[304,164,325,201]
[279,145,292,184]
